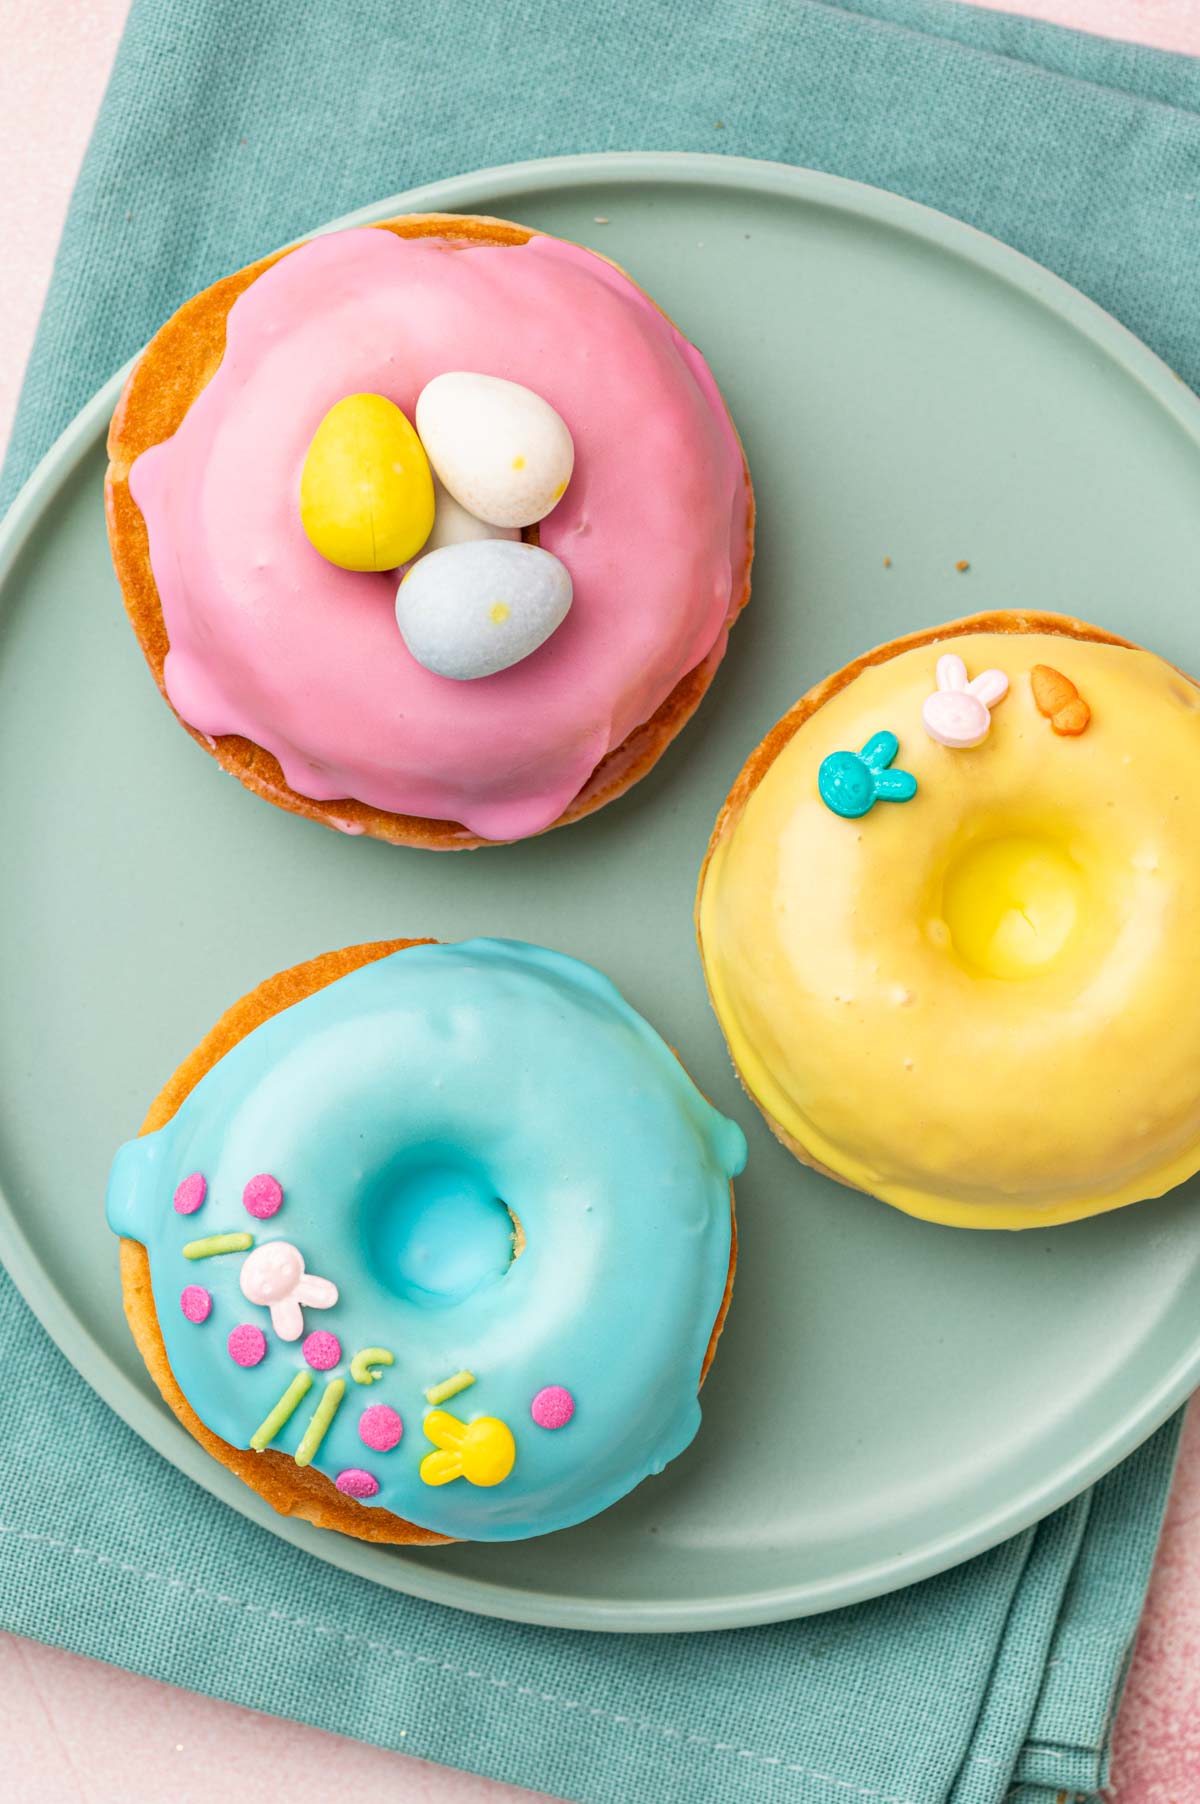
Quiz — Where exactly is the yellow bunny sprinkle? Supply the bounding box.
[420,1409,516,1488]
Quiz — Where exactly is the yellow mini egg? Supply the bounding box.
[299,393,434,571]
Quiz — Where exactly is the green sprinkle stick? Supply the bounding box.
[294,1379,346,1468]
[349,1347,395,1386]
[182,1232,253,1260]
[425,1369,476,1406]
[249,1371,312,1452]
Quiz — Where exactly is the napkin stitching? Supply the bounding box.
[0,1519,924,1803]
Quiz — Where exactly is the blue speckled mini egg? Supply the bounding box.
[394,540,573,681]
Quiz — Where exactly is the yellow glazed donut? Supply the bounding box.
[696,611,1200,1230]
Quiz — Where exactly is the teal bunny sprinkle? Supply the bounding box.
[818,731,918,819]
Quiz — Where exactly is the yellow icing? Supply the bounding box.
[697,632,1200,1229]
[941,835,1082,979]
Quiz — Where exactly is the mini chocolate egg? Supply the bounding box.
[416,475,520,562]
[415,373,574,529]
[300,393,434,571]
[395,540,572,680]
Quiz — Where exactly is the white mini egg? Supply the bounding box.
[395,539,573,681]
[415,372,574,529]
[408,475,520,568]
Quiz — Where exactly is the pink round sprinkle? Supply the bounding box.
[531,1386,575,1430]
[179,1285,211,1324]
[227,1324,267,1368]
[243,1173,283,1219]
[358,1404,403,1452]
[303,1331,342,1371]
[173,1172,207,1215]
[335,1468,380,1499]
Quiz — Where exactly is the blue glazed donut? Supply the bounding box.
[106,939,746,1542]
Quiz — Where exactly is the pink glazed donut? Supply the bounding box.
[105,214,755,848]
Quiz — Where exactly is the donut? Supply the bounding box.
[105,215,754,848]
[697,610,1200,1230]
[106,938,746,1541]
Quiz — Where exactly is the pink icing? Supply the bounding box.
[358,1404,403,1452]
[179,1285,211,1324]
[129,228,750,840]
[173,1172,206,1214]
[227,1324,267,1368]
[531,1385,575,1429]
[242,1172,283,1219]
[303,1330,342,1371]
[335,1468,380,1499]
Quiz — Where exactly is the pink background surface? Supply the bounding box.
[4,2,1200,1800]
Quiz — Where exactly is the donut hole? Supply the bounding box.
[941,834,1084,980]
[362,1148,521,1308]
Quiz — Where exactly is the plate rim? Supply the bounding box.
[3,148,1200,1632]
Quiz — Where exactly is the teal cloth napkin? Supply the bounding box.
[2,2,1197,1800]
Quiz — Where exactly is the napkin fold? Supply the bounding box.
[3,2,1198,1800]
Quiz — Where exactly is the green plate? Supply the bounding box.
[3,153,1200,1633]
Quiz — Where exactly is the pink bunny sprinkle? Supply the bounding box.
[239,1241,338,1342]
[922,653,1008,749]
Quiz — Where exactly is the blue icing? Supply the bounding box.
[106,939,746,1541]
